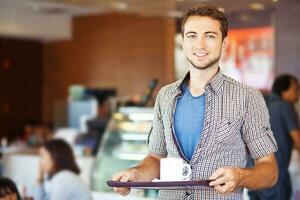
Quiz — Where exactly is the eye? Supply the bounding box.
[186,34,196,39]
[206,35,215,39]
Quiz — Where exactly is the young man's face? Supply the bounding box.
[182,16,228,71]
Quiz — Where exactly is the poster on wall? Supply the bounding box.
[220,26,274,90]
[174,26,274,90]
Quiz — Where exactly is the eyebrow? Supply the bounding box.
[185,31,197,36]
[204,31,218,35]
[185,31,219,36]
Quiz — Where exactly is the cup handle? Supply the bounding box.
[181,164,192,180]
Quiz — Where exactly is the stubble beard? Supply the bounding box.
[186,54,221,71]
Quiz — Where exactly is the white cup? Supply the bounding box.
[160,158,192,181]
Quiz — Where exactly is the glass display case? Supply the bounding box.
[91,107,157,198]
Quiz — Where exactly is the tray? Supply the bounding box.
[107,180,210,190]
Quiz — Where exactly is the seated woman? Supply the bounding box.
[34,139,93,200]
[0,177,22,200]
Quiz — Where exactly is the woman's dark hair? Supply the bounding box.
[272,74,298,97]
[43,139,80,177]
[181,5,228,40]
[0,177,22,200]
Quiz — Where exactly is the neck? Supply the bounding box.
[188,65,219,96]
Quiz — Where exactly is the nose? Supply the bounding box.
[194,36,205,49]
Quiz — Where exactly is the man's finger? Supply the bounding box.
[214,185,225,194]
[120,171,134,182]
[209,176,227,186]
[112,171,133,196]
[209,168,225,180]
[214,183,231,194]
[112,172,125,181]
[214,181,237,195]
[114,187,130,195]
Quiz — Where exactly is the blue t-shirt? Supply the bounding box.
[174,84,205,161]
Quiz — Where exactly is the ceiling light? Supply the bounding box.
[239,14,252,22]
[111,2,128,11]
[29,2,72,15]
[218,7,225,13]
[249,3,265,11]
[167,10,184,18]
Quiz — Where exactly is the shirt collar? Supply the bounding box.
[175,68,225,95]
[206,68,224,94]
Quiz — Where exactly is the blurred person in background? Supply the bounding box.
[23,120,40,146]
[249,74,300,200]
[34,139,93,200]
[23,121,53,147]
[0,177,22,200]
[84,96,112,155]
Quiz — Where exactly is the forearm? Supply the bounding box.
[131,154,161,181]
[238,156,278,190]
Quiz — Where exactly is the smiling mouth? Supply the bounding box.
[193,52,208,57]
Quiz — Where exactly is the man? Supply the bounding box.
[249,74,300,200]
[112,5,278,199]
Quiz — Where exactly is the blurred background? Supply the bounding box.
[0,0,299,199]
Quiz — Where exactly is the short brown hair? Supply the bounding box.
[181,5,228,40]
[43,139,80,178]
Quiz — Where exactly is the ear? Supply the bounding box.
[180,35,184,50]
[222,37,230,51]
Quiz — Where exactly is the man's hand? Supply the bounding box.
[112,168,138,196]
[209,154,277,195]
[209,167,241,195]
[111,154,161,196]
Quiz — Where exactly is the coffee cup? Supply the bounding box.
[160,158,192,181]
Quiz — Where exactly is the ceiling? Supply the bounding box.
[0,0,277,42]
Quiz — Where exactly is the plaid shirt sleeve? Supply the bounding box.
[242,89,278,159]
[147,87,168,157]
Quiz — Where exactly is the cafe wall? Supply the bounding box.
[42,13,175,123]
[0,38,43,139]
[275,0,300,79]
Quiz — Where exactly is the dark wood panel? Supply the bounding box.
[0,38,43,140]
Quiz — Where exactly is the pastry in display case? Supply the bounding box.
[91,107,157,198]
